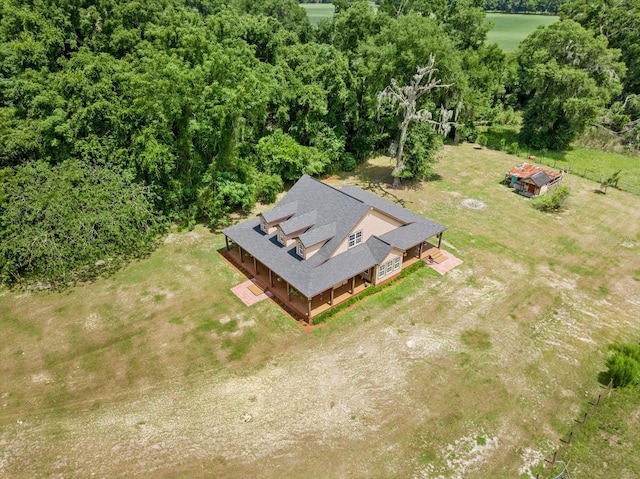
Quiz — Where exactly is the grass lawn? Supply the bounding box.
[479,125,640,193]
[1,144,639,477]
[485,13,558,52]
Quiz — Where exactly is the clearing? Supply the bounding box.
[1,143,639,478]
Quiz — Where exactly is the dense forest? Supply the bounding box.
[0,0,638,285]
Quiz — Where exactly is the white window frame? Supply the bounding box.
[393,257,401,271]
[386,260,393,274]
[348,230,363,248]
[378,266,385,279]
[297,240,305,258]
[278,228,285,244]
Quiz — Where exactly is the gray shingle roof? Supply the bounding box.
[339,186,427,224]
[280,210,316,235]
[222,175,446,298]
[299,222,336,248]
[378,222,444,251]
[529,171,551,187]
[262,201,297,223]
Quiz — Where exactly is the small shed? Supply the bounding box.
[505,163,563,197]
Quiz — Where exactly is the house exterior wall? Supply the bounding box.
[373,249,403,285]
[331,208,403,258]
[304,241,325,259]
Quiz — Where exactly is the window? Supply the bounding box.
[386,260,393,274]
[278,228,285,244]
[394,257,401,271]
[261,218,267,232]
[348,230,362,248]
[378,266,385,279]
[297,241,305,258]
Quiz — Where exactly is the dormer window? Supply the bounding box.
[261,217,267,232]
[278,228,285,244]
[297,240,305,258]
[348,230,362,248]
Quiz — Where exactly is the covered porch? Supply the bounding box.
[400,232,444,268]
[224,242,370,322]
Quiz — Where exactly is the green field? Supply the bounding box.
[301,3,336,25]
[300,5,558,52]
[485,13,558,52]
[1,144,639,477]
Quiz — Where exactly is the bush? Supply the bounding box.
[532,185,570,212]
[341,153,357,172]
[254,172,283,204]
[606,346,640,387]
[0,160,165,286]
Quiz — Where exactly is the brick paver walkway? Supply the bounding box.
[231,279,273,307]
[427,250,463,275]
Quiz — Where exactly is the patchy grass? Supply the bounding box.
[461,329,492,350]
[479,125,640,189]
[0,144,639,478]
[561,386,640,477]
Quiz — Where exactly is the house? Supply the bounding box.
[505,163,563,197]
[222,175,446,322]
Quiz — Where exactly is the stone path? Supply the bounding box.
[231,279,273,306]
[428,250,463,275]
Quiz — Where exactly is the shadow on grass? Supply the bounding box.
[597,369,612,387]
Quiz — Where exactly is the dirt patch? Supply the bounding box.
[460,198,487,210]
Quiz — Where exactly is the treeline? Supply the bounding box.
[484,0,566,14]
[298,0,566,15]
[0,0,637,285]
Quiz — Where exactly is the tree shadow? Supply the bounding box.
[357,161,394,185]
[597,369,612,387]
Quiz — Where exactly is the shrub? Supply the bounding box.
[254,172,283,204]
[532,185,570,212]
[606,351,640,388]
[341,153,357,172]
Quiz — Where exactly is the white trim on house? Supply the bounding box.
[348,230,362,248]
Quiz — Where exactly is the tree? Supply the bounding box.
[515,20,625,150]
[377,55,454,188]
[561,0,640,95]
[0,160,165,286]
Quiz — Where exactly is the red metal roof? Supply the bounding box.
[507,163,562,181]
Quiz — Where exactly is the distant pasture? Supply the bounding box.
[300,4,558,52]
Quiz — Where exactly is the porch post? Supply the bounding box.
[287,282,291,302]
[418,242,423,259]
[239,246,243,263]
[351,276,355,295]
[269,269,273,287]
[437,233,443,249]
[330,288,334,306]
[253,256,258,274]
[225,235,229,251]
[307,298,312,321]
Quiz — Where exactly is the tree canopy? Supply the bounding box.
[1,0,638,284]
